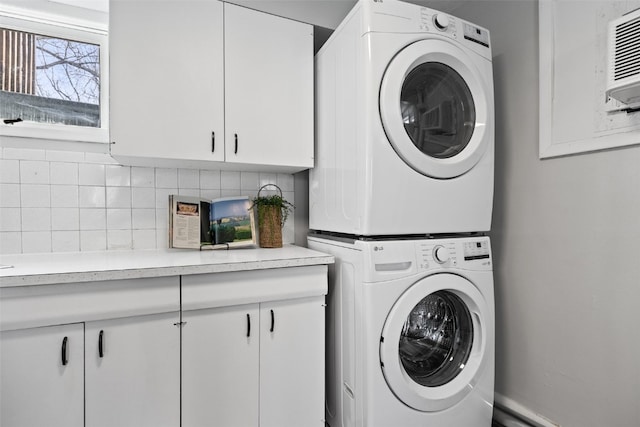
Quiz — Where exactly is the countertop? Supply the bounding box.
[0,245,334,287]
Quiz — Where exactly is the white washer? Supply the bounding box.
[308,234,495,427]
[310,0,495,236]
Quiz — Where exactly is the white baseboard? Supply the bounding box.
[494,393,560,427]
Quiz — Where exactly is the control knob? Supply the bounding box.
[434,14,450,30]
[433,245,450,264]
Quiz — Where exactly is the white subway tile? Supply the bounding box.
[155,168,178,188]
[106,165,131,187]
[132,229,156,249]
[85,153,117,164]
[106,187,132,208]
[51,208,79,231]
[0,184,20,207]
[156,228,169,249]
[131,167,155,187]
[220,189,243,198]
[0,159,19,183]
[51,185,79,208]
[107,229,132,250]
[221,171,241,190]
[155,188,176,209]
[21,184,50,208]
[259,173,278,189]
[79,163,105,186]
[20,161,50,184]
[132,208,156,229]
[277,174,295,192]
[178,169,199,189]
[199,170,220,189]
[52,231,80,252]
[80,208,106,230]
[107,208,132,230]
[132,187,155,208]
[80,230,107,251]
[200,189,221,201]
[79,186,106,208]
[3,148,46,161]
[240,172,260,192]
[0,208,21,232]
[22,231,52,254]
[155,208,168,229]
[45,150,85,163]
[0,232,22,254]
[22,208,51,231]
[50,162,79,185]
[179,189,200,198]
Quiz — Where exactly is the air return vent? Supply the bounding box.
[606,8,640,105]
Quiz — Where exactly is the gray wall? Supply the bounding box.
[450,1,640,426]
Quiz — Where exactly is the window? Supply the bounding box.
[0,4,108,144]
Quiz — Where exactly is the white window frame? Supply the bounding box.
[0,4,109,145]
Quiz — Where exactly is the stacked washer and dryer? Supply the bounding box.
[307,1,495,426]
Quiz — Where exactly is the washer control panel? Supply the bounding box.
[415,237,491,272]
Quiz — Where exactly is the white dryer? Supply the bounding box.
[310,0,495,236]
[308,234,495,427]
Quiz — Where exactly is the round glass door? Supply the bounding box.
[379,39,490,179]
[401,63,476,160]
[379,273,488,412]
[399,290,473,387]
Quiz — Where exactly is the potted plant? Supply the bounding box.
[251,184,294,248]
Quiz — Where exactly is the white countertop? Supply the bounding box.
[0,245,334,287]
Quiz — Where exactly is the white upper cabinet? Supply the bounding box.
[109,0,225,164]
[109,0,314,172]
[224,3,314,170]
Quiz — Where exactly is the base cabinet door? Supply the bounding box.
[0,323,84,427]
[85,312,180,427]
[260,296,325,427]
[182,304,260,427]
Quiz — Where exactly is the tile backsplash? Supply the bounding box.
[0,147,295,255]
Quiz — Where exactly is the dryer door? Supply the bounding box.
[380,273,488,412]
[379,39,491,179]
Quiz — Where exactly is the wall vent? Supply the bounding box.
[606,8,640,105]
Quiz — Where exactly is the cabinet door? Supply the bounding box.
[224,4,314,169]
[182,304,260,427]
[85,312,180,427]
[0,324,84,427]
[260,297,325,427]
[110,0,225,162]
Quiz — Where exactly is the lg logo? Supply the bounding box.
[374,246,384,251]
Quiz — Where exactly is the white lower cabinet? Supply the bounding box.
[182,297,325,427]
[0,265,327,427]
[0,313,180,427]
[181,265,327,427]
[182,304,260,427]
[85,312,180,427]
[0,323,85,427]
[259,297,325,427]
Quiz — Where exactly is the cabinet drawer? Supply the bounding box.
[0,276,180,331]
[182,265,327,311]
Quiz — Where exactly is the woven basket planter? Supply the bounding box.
[257,205,283,248]
[252,184,293,249]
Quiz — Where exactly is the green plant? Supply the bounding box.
[250,192,294,227]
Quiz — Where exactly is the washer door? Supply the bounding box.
[379,39,490,179]
[380,273,488,412]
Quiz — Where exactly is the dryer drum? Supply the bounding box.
[399,290,474,387]
[400,62,476,159]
